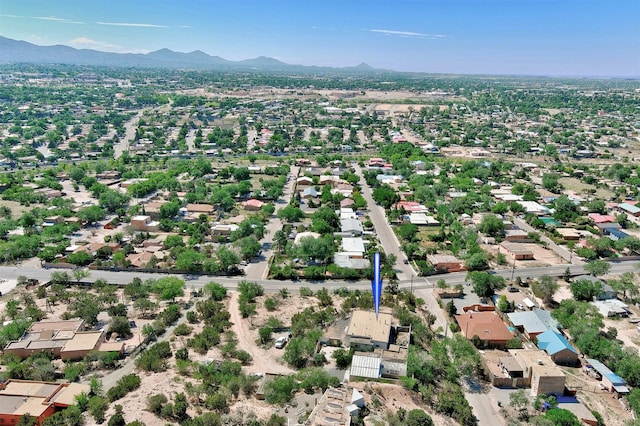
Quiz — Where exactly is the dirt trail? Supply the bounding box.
[227,292,294,375]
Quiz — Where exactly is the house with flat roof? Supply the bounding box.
[341,237,366,256]
[591,299,629,317]
[60,331,104,360]
[0,380,90,425]
[427,254,465,272]
[556,228,582,241]
[405,213,439,226]
[504,230,529,242]
[517,201,550,215]
[185,203,215,214]
[306,387,352,426]
[500,242,534,260]
[4,319,112,360]
[130,215,159,232]
[346,310,393,350]
[510,350,566,396]
[536,330,579,365]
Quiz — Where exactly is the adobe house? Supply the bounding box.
[427,254,466,273]
[510,350,567,396]
[345,310,393,351]
[0,380,90,425]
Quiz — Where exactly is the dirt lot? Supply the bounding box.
[559,177,615,200]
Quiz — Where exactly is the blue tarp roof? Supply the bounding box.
[537,330,578,355]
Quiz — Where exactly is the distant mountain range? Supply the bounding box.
[0,36,380,74]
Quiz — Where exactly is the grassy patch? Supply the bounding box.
[559,177,614,200]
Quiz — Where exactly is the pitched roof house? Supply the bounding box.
[536,330,579,365]
[455,312,514,348]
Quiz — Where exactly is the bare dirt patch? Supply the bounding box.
[559,176,614,200]
[226,291,294,375]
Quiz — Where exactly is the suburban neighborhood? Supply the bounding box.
[0,63,638,426]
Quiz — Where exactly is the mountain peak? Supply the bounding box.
[354,62,374,70]
[0,36,381,74]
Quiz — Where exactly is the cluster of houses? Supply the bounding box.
[446,289,630,401]
[343,310,410,382]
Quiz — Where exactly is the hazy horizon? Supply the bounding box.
[1,0,639,77]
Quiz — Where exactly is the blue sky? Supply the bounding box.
[1,0,639,76]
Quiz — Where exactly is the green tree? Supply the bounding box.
[544,408,581,426]
[283,337,307,368]
[16,414,38,426]
[332,348,353,369]
[150,277,185,301]
[570,278,603,301]
[584,260,611,277]
[264,375,296,404]
[107,405,126,426]
[509,389,530,419]
[259,326,272,345]
[531,275,560,305]
[233,235,261,261]
[109,316,132,337]
[465,252,489,271]
[406,409,434,426]
[467,271,505,298]
[88,395,108,423]
[372,184,399,209]
[204,282,227,301]
[77,206,107,225]
[478,215,505,237]
[277,204,305,223]
[542,173,563,193]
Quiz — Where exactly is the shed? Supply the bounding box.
[585,358,629,394]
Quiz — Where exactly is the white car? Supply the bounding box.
[275,336,288,349]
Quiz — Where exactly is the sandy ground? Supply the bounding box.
[226,291,295,375]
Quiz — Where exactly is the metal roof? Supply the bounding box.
[350,354,381,379]
[586,358,627,386]
[537,330,578,356]
[507,309,559,334]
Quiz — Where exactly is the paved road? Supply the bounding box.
[352,164,415,281]
[1,261,636,293]
[113,110,143,159]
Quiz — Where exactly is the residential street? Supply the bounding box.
[243,165,299,281]
[352,164,415,281]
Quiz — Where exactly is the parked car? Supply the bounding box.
[275,336,288,349]
[508,287,519,293]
